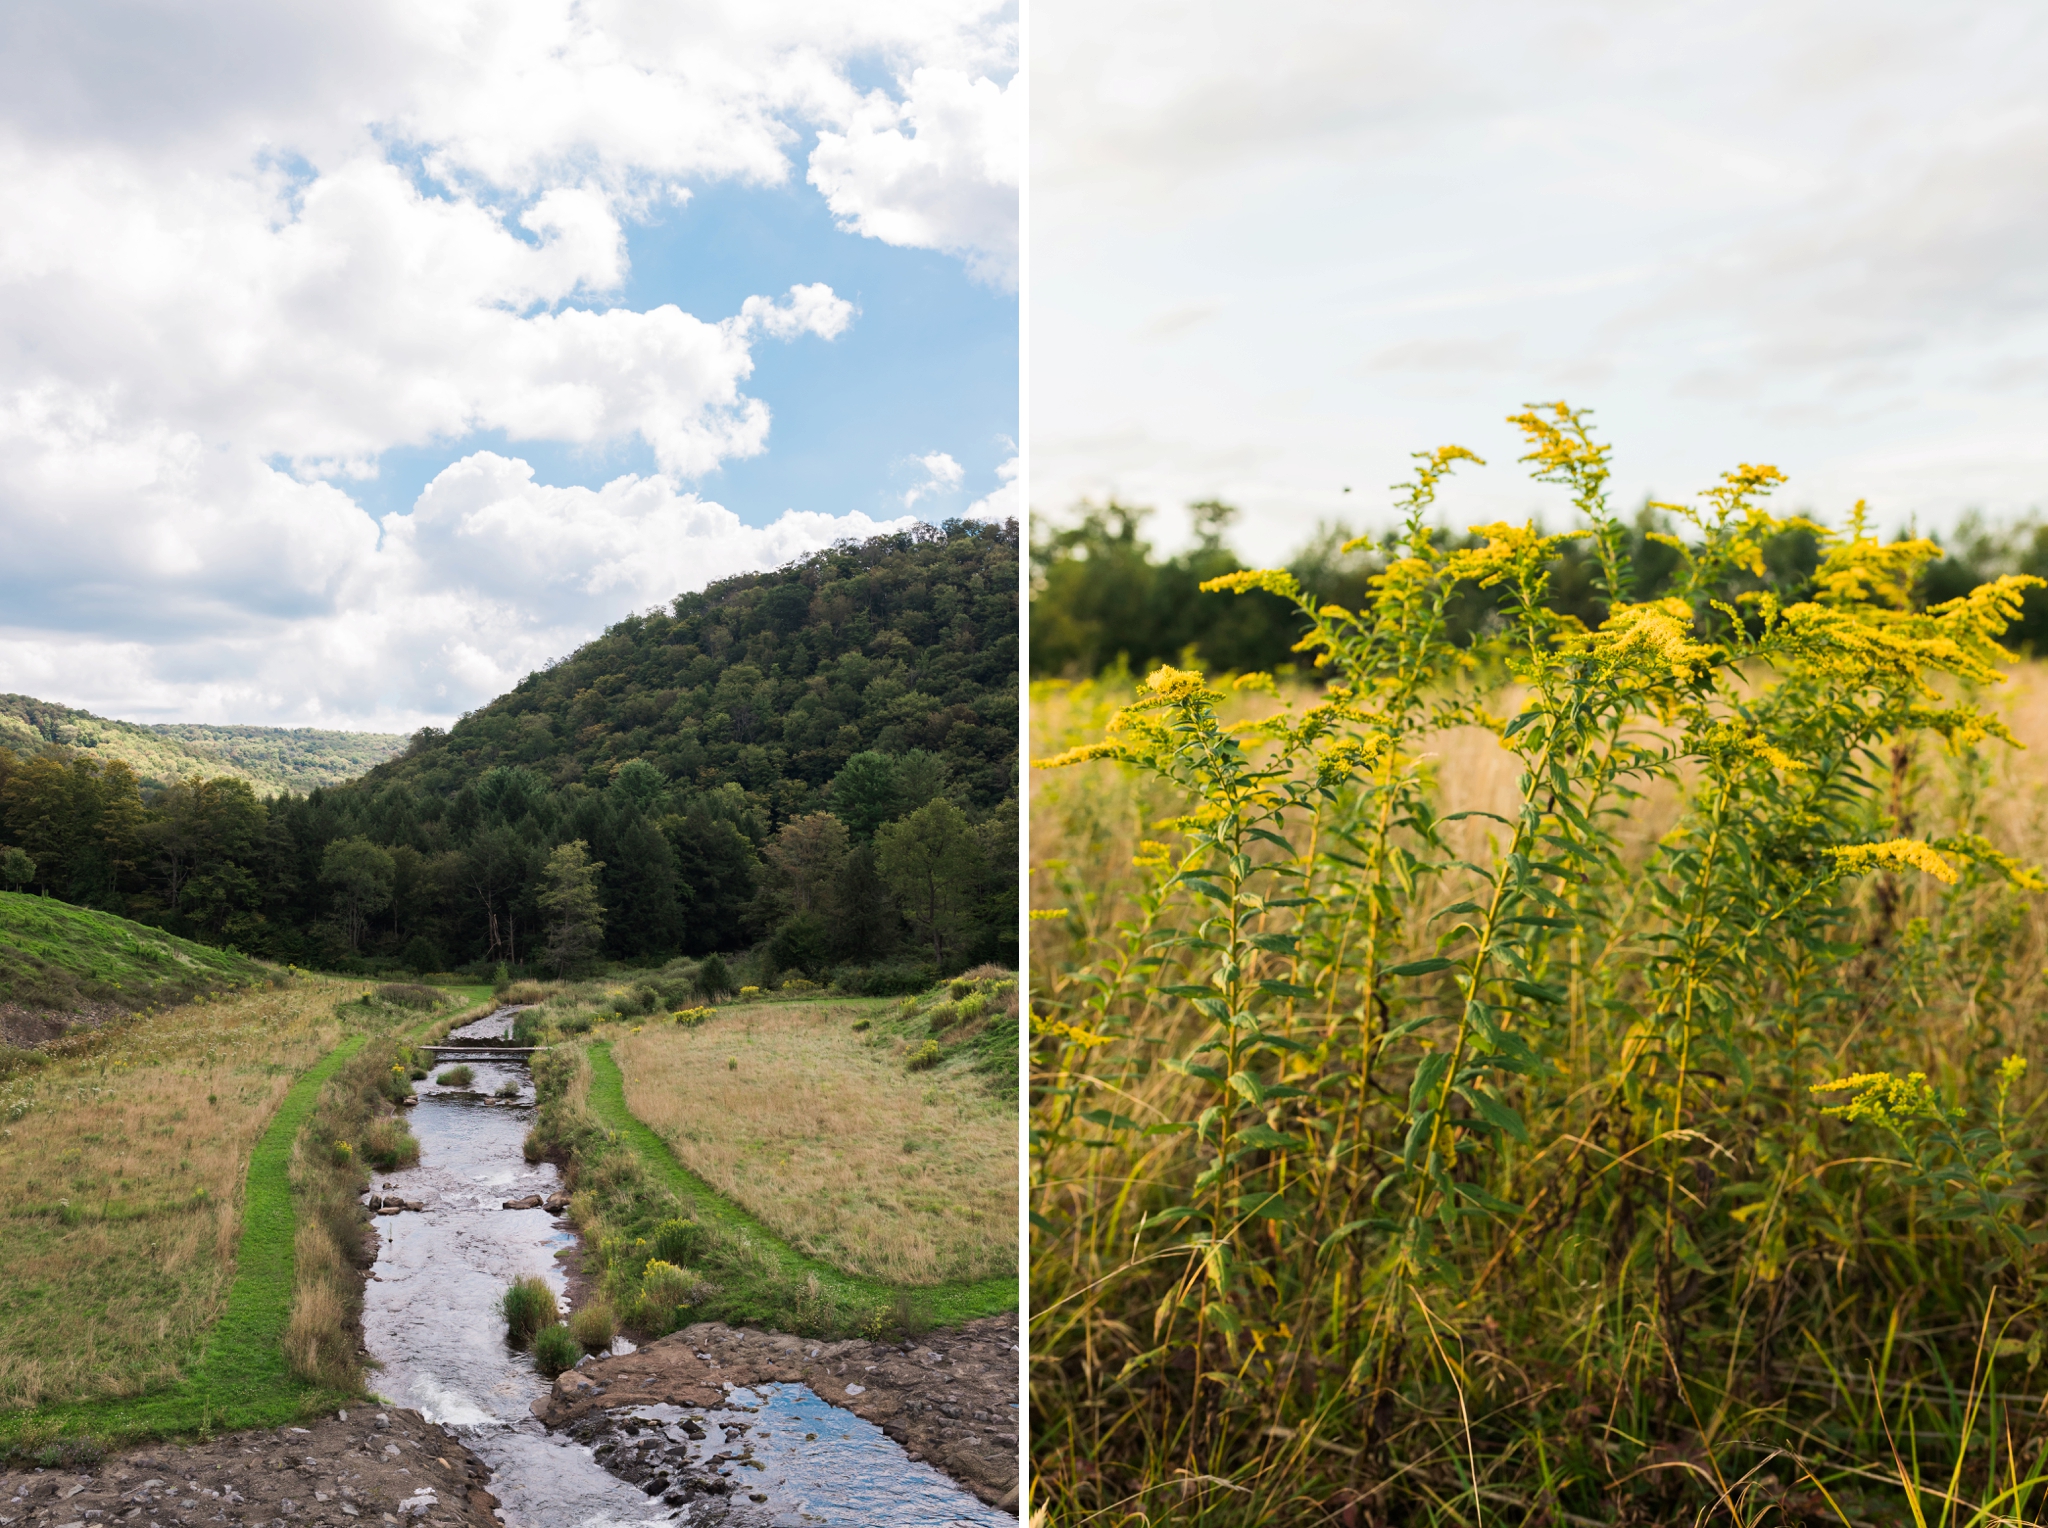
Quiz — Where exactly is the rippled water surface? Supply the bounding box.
[360,1008,1013,1526]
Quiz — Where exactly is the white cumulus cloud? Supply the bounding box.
[902,450,968,506]
[965,453,1019,521]
[0,0,1015,726]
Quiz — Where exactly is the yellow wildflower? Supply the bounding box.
[1028,907,1073,921]
[1033,1017,1110,1049]
[1826,839,1958,884]
[1811,1070,1939,1128]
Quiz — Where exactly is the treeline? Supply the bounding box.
[1031,500,2048,676]
[0,521,1019,981]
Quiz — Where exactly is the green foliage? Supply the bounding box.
[538,839,606,975]
[319,837,393,954]
[501,1276,557,1347]
[635,1260,704,1335]
[433,1064,474,1088]
[1032,408,2048,1524]
[694,953,733,1001]
[905,1038,943,1071]
[531,1322,580,1377]
[875,798,989,967]
[0,845,33,890]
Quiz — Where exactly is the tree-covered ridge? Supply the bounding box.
[0,522,1019,982]
[372,518,1019,813]
[0,695,405,793]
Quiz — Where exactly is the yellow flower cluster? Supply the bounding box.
[1934,833,2047,891]
[1034,1016,1110,1049]
[1825,839,1959,884]
[1586,598,1716,684]
[672,1006,714,1027]
[1810,1070,1939,1128]
[1200,569,1301,601]
[1029,907,1073,921]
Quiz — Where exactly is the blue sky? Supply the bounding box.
[357,171,1017,529]
[0,0,1018,729]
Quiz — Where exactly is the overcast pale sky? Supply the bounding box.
[1032,0,2048,557]
[0,0,1017,730]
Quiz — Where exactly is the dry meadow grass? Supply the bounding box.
[0,977,357,1408]
[612,1000,1016,1285]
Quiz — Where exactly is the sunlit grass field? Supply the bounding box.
[613,997,1018,1285]
[0,977,360,1409]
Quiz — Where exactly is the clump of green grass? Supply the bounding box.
[501,1276,557,1347]
[360,1115,418,1171]
[567,1299,615,1353]
[905,1039,943,1071]
[1030,408,2048,1525]
[494,1077,521,1099]
[634,1259,708,1336]
[434,1064,474,1088]
[373,983,445,1010]
[532,1322,580,1377]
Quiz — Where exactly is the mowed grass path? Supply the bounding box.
[0,977,493,1436]
[0,980,356,1410]
[611,1002,1016,1285]
[592,1021,1015,1322]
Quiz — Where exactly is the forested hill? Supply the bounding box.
[0,520,1019,981]
[366,518,1018,812]
[0,695,405,792]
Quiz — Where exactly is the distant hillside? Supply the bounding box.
[0,694,405,793]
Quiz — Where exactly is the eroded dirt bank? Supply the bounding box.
[1,1407,498,1527]
[535,1313,1021,1513]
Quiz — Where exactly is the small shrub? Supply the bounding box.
[435,1064,475,1088]
[495,1078,521,1099]
[511,1009,546,1046]
[956,992,989,1023]
[361,1116,420,1170]
[568,1300,616,1353]
[632,985,660,1014]
[381,1063,414,1104]
[780,976,818,992]
[500,981,548,1005]
[906,1039,944,1071]
[331,1140,355,1168]
[695,953,733,1001]
[502,1275,558,1347]
[375,983,446,1009]
[852,1018,872,1032]
[636,1259,707,1335]
[522,1127,544,1164]
[533,1322,580,1377]
[738,984,761,999]
[925,1001,960,1034]
[673,1006,714,1026]
[651,1216,706,1265]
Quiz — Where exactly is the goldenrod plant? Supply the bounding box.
[1030,405,2048,1525]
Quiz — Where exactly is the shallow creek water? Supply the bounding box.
[360,1008,1013,1527]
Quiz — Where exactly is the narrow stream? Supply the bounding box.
[360,1007,1013,1527]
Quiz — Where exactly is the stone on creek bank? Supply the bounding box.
[0,1407,500,1527]
[367,1195,427,1214]
[502,1192,571,1211]
[532,1313,1020,1513]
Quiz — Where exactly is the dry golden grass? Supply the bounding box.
[1032,664,2048,925]
[0,977,357,1408]
[612,1000,1016,1285]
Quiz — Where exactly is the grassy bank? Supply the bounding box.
[0,980,487,1452]
[0,891,271,1037]
[611,983,1017,1285]
[526,1019,1015,1339]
